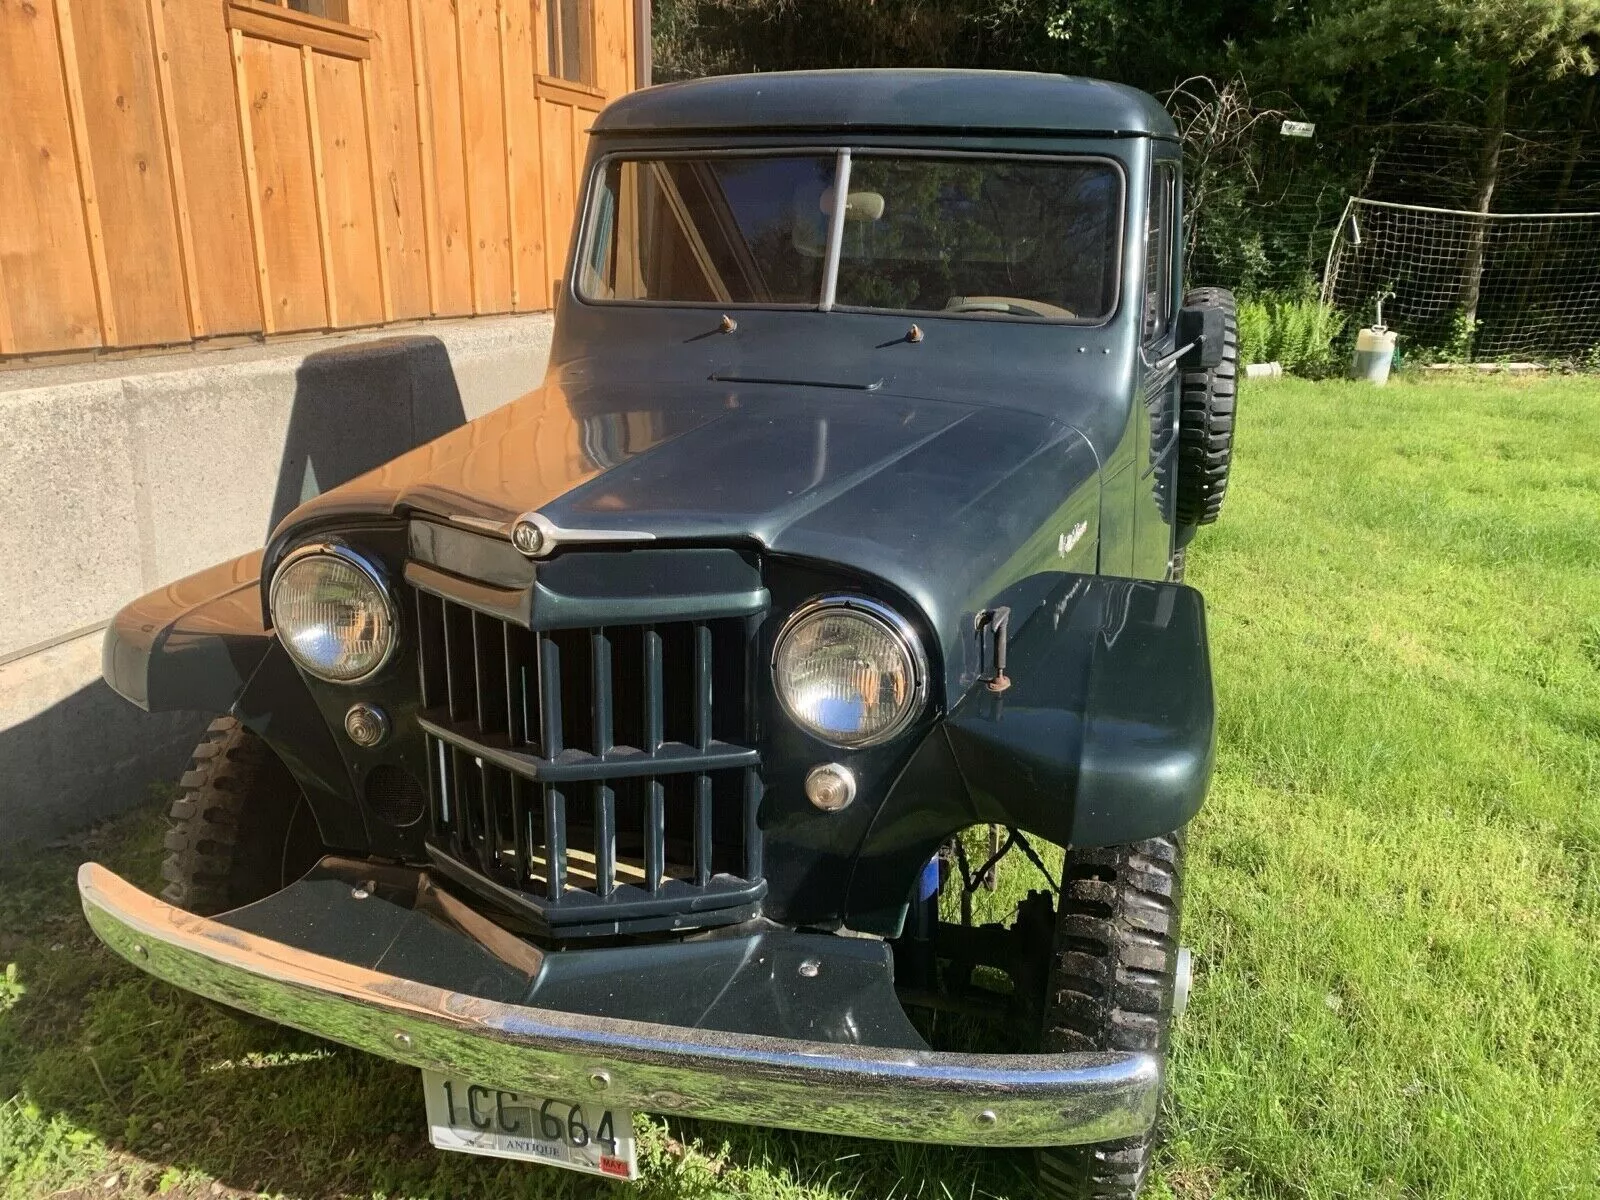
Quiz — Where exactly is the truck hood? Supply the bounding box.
[271,377,1103,653]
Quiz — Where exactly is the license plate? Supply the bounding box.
[421,1070,637,1180]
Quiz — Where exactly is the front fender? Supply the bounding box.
[845,574,1213,930]
[101,552,369,852]
[103,553,270,713]
[945,575,1214,848]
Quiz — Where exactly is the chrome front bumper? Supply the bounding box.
[79,863,1160,1148]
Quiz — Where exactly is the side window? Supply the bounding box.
[253,0,350,21]
[546,0,595,86]
[1142,162,1176,343]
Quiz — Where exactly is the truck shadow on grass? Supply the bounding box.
[0,812,1041,1200]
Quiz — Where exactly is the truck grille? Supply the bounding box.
[411,580,766,938]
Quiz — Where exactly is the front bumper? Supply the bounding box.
[79,863,1160,1148]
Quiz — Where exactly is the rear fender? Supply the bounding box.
[845,574,1213,932]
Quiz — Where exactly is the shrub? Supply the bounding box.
[1237,296,1272,368]
[1235,284,1348,376]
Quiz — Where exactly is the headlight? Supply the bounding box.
[773,596,928,748]
[268,545,397,683]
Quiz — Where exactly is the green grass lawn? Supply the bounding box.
[4,372,1598,1199]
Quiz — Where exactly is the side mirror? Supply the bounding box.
[1175,305,1225,370]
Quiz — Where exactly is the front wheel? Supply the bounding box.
[1034,833,1186,1200]
[160,715,326,915]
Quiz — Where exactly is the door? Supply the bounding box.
[1133,158,1181,580]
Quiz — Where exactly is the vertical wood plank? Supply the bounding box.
[576,0,592,87]
[243,36,326,331]
[230,29,273,331]
[0,261,13,354]
[316,52,384,326]
[145,0,203,337]
[497,0,519,309]
[453,0,480,312]
[460,0,510,313]
[53,0,118,346]
[70,0,191,346]
[0,0,100,352]
[162,0,261,336]
[348,0,424,319]
[539,97,574,305]
[419,0,473,314]
[505,0,547,311]
[620,0,635,94]
[358,58,394,322]
[597,0,632,99]
[531,0,550,75]
[547,0,561,77]
[406,0,441,314]
[301,45,338,326]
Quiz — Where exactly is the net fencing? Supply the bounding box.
[1321,198,1600,362]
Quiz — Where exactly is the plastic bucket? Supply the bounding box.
[1350,326,1397,385]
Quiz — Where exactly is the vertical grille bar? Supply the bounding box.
[692,620,712,750]
[645,778,665,892]
[595,782,616,897]
[517,630,535,747]
[524,800,540,888]
[503,624,520,746]
[591,629,613,755]
[470,613,487,732]
[643,627,663,751]
[443,605,463,722]
[538,633,563,755]
[743,767,764,880]
[477,758,493,874]
[543,785,566,899]
[693,773,713,886]
[449,745,468,858]
[417,602,434,708]
[431,737,450,827]
[509,775,528,887]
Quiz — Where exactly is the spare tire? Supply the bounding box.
[1174,286,1238,530]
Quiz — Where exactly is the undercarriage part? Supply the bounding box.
[898,827,1064,1042]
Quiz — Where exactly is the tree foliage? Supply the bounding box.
[652,0,1600,309]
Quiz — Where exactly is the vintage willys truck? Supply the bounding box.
[80,70,1237,1199]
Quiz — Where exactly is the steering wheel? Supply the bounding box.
[944,296,1077,319]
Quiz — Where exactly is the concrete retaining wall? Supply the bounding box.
[1,314,553,843]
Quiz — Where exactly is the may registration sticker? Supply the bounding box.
[421,1070,638,1180]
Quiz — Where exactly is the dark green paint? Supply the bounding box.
[96,71,1214,987]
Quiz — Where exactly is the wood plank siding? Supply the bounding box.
[0,0,637,358]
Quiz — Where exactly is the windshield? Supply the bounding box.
[577,152,1123,322]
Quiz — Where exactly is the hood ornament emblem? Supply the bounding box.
[505,511,656,559]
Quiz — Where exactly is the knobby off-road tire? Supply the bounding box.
[1035,834,1185,1200]
[161,716,324,916]
[1174,287,1238,531]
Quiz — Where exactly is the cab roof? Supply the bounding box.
[593,69,1178,140]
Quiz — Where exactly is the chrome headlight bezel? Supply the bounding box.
[268,542,399,684]
[771,594,930,749]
